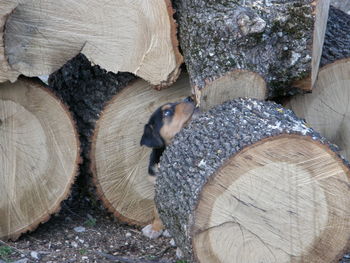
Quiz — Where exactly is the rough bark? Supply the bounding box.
[155,98,350,262]
[48,54,135,197]
[0,77,80,241]
[173,0,330,98]
[1,0,182,87]
[321,6,350,66]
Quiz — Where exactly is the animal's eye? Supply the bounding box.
[163,109,173,117]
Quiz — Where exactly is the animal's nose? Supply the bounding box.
[184,96,194,103]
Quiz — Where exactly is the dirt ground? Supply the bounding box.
[0,185,179,263]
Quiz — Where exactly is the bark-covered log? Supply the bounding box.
[1,0,182,87]
[91,74,192,225]
[48,54,135,196]
[0,77,80,241]
[173,0,330,99]
[287,59,350,161]
[155,98,350,262]
[321,6,350,66]
[331,0,350,14]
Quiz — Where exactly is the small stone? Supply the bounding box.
[30,251,40,260]
[170,238,176,247]
[82,256,88,260]
[78,239,84,243]
[71,241,78,248]
[125,232,132,238]
[176,248,184,259]
[162,230,171,238]
[74,226,86,233]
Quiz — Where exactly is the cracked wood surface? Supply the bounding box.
[0,77,79,241]
[155,98,350,262]
[287,59,350,161]
[1,0,182,87]
[91,73,192,226]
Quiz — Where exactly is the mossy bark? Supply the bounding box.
[173,0,317,97]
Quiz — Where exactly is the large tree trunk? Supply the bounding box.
[1,0,182,87]
[173,0,330,101]
[0,77,80,241]
[155,98,350,262]
[91,73,192,226]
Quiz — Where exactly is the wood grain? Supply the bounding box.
[0,77,80,241]
[91,74,191,225]
[2,0,182,87]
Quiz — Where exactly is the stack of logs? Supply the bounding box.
[1,0,350,262]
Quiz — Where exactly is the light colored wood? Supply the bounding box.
[311,0,331,89]
[91,74,191,225]
[199,71,267,111]
[193,136,350,263]
[0,2,19,83]
[2,0,182,87]
[292,0,331,90]
[287,59,350,160]
[0,78,79,241]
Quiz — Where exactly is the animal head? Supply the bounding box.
[140,97,196,148]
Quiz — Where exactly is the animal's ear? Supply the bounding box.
[140,124,164,148]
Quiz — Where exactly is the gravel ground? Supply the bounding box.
[0,187,178,263]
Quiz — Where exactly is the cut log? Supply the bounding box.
[199,70,267,111]
[0,2,19,83]
[173,0,330,99]
[287,59,350,160]
[2,0,182,87]
[321,6,350,67]
[91,74,191,225]
[0,77,80,241]
[155,98,350,262]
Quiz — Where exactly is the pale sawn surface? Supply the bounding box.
[155,98,350,261]
[194,136,350,263]
[199,70,267,111]
[287,59,350,160]
[0,2,19,83]
[92,74,191,225]
[0,78,79,241]
[2,0,182,86]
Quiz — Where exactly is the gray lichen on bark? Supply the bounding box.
[173,0,314,97]
[321,6,350,67]
[155,98,346,260]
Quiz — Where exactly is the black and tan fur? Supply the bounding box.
[140,96,197,238]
